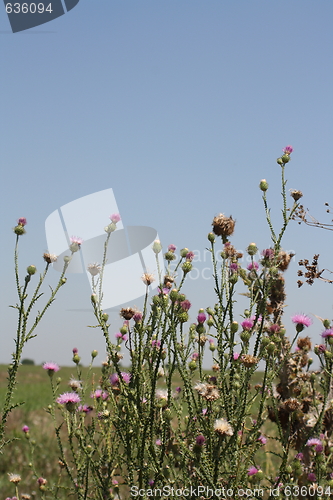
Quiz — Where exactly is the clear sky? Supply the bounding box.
[1,0,333,368]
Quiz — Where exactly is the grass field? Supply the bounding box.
[0,364,278,498]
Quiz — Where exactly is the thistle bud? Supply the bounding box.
[240,331,251,342]
[259,179,268,192]
[152,240,162,254]
[281,154,290,163]
[207,232,215,243]
[169,289,179,302]
[182,262,192,274]
[91,350,98,358]
[323,319,331,329]
[230,321,239,334]
[267,342,276,355]
[27,265,37,275]
[180,248,189,257]
[14,224,26,235]
[247,243,258,256]
[188,360,197,371]
[277,157,284,165]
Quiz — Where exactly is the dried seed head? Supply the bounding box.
[43,252,58,264]
[212,214,235,238]
[120,307,136,320]
[282,398,301,413]
[141,272,155,286]
[297,336,312,351]
[290,189,303,202]
[240,354,258,368]
[214,418,233,436]
[8,473,21,484]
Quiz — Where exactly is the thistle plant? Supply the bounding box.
[5,146,333,499]
[0,221,71,453]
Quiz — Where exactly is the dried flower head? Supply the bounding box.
[290,189,303,202]
[297,336,312,351]
[87,263,101,276]
[120,307,136,320]
[141,272,155,286]
[8,473,21,484]
[240,354,258,368]
[194,382,219,401]
[43,253,58,264]
[277,250,294,271]
[212,214,235,238]
[282,398,301,413]
[214,418,233,436]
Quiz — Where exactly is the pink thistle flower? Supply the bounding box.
[109,213,121,223]
[133,312,143,323]
[17,217,27,226]
[295,452,303,461]
[155,439,162,446]
[269,324,280,334]
[247,262,259,271]
[148,480,154,487]
[110,372,131,385]
[306,438,322,446]
[322,329,333,338]
[229,263,238,273]
[186,251,195,262]
[291,314,312,328]
[43,362,60,375]
[283,145,293,154]
[70,236,83,245]
[181,299,191,311]
[157,287,170,295]
[115,332,127,342]
[247,466,258,476]
[56,392,80,412]
[241,319,254,331]
[151,339,161,348]
[191,352,199,360]
[91,389,108,400]
[78,404,93,414]
[261,248,274,260]
[72,347,78,354]
[37,477,47,486]
[22,425,29,433]
[307,472,316,482]
[196,434,206,446]
[257,435,267,445]
[315,443,323,453]
[197,312,206,324]
[233,352,240,360]
[168,244,176,252]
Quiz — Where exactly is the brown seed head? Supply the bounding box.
[120,307,136,320]
[212,214,235,238]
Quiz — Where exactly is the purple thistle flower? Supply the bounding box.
[306,438,322,447]
[191,352,199,360]
[148,479,155,486]
[151,339,161,348]
[196,434,206,446]
[322,329,333,338]
[261,248,274,260]
[247,466,258,476]
[295,452,304,461]
[318,344,327,352]
[168,244,176,252]
[109,213,121,223]
[22,425,29,433]
[17,217,27,226]
[291,314,312,328]
[315,443,324,453]
[197,312,206,324]
[110,372,131,385]
[133,312,143,323]
[283,145,293,154]
[155,439,162,446]
[247,262,259,271]
[78,404,93,414]
[229,263,238,273]
[257,435,267,445]
[181,299,191,311]
[43,362,60,374]
[233,352,240,360]
[307,473,316,482]
[269,324,280,334]
[70,236,83,245]
[157,287,170,295]
[241,319,254,331]
[186,251,195,262]
[115,332,127,342]
[91,389,108,400]
[72,347,78,354]
[56,392,81,405]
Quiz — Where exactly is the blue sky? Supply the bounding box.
[1,0,333,367]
